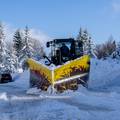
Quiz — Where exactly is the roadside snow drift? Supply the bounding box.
[89,58,120,91]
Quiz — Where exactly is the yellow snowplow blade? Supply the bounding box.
[27,55,90,91]
[54,55,90,82]
[27,59,52,83]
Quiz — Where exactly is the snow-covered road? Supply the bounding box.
[0,87,120,120]
[0,59,120,120]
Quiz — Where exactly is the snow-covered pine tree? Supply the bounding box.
[0,22,16,73]
[13,29,24,69]
[20,26,35,70]
[0,22,5,61]
[117,42,120,54]
[86,36,96,57]
[77,28,96,57]
[76,28,84,55]
[115,42,120,59]
[77,28,83,41]
[3,50,16,73]
[0,22,6,73]
[5,42,16,73]
[13,29,23,57]
[23,26,34,58]
[82,29,90,55]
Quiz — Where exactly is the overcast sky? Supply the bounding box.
[0,0,120,43]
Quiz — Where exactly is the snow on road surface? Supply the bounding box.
[0,59,120,120]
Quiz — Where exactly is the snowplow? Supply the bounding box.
[27,38,90,92]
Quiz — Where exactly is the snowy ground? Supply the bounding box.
[0,59,120,120]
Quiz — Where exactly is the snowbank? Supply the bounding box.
[89,58,120,91]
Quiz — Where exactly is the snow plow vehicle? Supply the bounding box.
[27,38,90,92]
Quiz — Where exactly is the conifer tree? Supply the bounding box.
[77,28,93,56]
[0,22,5,64]
[0,22,16,73]
[13,29,23,58]
[13,29,24,69]
[115,42,120,59]
[82,29,89,54]
[0,23,5,73]
[76,28,84,55]
[23,26,34,58]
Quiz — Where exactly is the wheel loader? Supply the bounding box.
[27,38,90,92]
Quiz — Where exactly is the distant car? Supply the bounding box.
[0,73,12,83]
